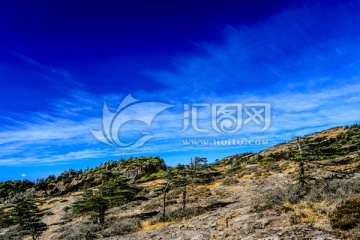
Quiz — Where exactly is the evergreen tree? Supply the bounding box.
[0,207,13,228]
[72,175,140,224]
[290,137,316,186]
[73,194,108,225]
[192,157,220,184]
[10,199,47,240]
[158,167,174,220]
[193,156,207,169]
[100,176,140,206]
[171,158,219,212]
[172,164,192,212]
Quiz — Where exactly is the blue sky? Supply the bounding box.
[1,0,360,181]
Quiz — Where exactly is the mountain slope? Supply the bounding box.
[1,124,360,240]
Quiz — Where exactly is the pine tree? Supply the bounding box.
[100,176,140,206]
[172,164,192,212]
[170,158,219,213]
[72,175,140,224]
[192,157,220,184]
[193,156,207,169]
[10,199,47,240]
[73,194,108,225]
[290,136,316,186]
[158,167,173,220]
[0,207,13,228]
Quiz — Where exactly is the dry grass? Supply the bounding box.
[199,180,223,189]
[260,127,345,156]
[284,200,333,230]
[240,173,253,179]
[283,167,296,174]
[315,127,344,138]
[141,220,175,230]
[137,179,165,189]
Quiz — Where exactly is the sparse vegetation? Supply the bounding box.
[102,217,141,237]
[253,178,360,212]
[1,125,360,239]
[330,195,360,230]
[222,177,239,186]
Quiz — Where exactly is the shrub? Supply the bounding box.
[353,161,360,172]
[135,170,165,183]
[0,210,13,228]
[253,178,360,213]
[305,179,360,203]
[166,199,178,205]
[102,217,140,237]
[286,184,309,204]
[226,164,243,175]
[252,187,286,211]
[330,196,360,230]
[143,201,162,211]
[222,177,239,186]
[349,225,360,239]
[151,206,206,223]
[165,191,180,200]
[151,201,232,224]
[0,228,25,240]
[57,223,101,240]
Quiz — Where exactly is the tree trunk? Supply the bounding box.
[182,185,186,212]
[297,139,306,186]
[299,159,305,186]
[163,191,167,220]
[99,205,105,225]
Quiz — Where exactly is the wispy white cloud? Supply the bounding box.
[1,0,360,168]
[1,79,359,166]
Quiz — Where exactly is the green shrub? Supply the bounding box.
[0,211,13,228]
[135,170,165,183]
[259,155,277,165]
[353,161,360,172]
[226,164,243,174]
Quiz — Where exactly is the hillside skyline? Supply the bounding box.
[1,0,360,181]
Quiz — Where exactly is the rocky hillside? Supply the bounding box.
[1,124,360,240]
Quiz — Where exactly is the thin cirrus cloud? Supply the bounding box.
[1,0,360,169]
[0,81,359,166]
